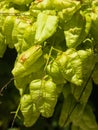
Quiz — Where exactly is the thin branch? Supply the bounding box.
[0,77,14,96]
[11,103,21,128]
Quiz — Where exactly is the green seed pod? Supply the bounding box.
[35,12,58,44]
[12,17,31,49]
[23,22,36,47]
[56,49,83,86]
[30,76,58,118]
[20,94,40,127]
[47,61,66,84]
[14,67,44,95]
[12,45,43,77]
[3,15,16,48]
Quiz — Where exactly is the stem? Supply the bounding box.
[11,103,20,128]
[0,77,14,96]
[52,47,62,53]
[44,46,53,71]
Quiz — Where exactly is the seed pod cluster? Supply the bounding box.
[0,0,98,129]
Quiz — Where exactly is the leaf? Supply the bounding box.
[20,94,40,127]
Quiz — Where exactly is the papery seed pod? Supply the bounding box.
[46,61,66,84]
[20,94,40,127]
[56,49,83,86]
[35,12,58,44]
[12,17,31,51]
[3,15,16,48]
[23,23,36,47]
[29,76,58,118]
[12,45,43,77]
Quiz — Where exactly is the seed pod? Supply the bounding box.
[46,61,66,84]
[30,76,58,118]
[20,94,40,127]
[35,12,58,44]
[3,15,16,48]
[12,45,43,77]
[56,49,83,86]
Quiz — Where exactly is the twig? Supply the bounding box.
[0,77,14,96]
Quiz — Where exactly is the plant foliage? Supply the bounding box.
[0,0,98,129]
